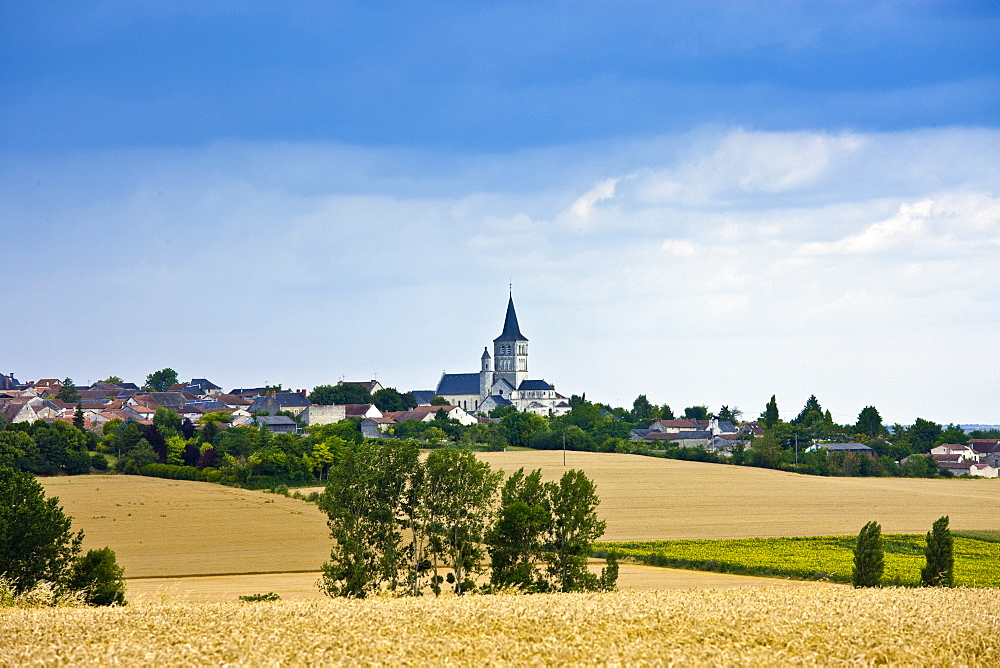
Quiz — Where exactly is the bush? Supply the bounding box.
[90,453,110,471]
[239,592,281,602]
[852,521,884,587]
[921,516,954,587]
[68,547,126,606]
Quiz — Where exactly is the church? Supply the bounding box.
[434,295,571,416]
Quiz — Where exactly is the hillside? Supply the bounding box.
[39,452,999,581]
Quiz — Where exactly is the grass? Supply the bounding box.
[2,589,999,664]
[594,535,1000,587]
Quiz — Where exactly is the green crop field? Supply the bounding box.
[595,535,1000,587]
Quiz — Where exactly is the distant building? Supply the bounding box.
[434,295,570,416]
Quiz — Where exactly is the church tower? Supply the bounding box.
[479,347,493,400]
[493,294,528,390]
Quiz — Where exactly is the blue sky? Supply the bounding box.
[2,1,999,424]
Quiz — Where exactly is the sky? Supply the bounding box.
[2,1,999,426]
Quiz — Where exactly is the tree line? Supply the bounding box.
[318,440,617,597]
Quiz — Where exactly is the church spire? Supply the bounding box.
[494,294,528,342]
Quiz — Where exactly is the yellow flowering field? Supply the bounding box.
[2,588,999,665]
[595,535,1000,587]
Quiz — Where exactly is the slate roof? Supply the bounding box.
[493,295,528,342]
[436,373,480,396]
[969,439,1000,454]
[409,390,436,405]
[518,379,552,391]
[809,442,873,453]
[487,395,512,406]
[671,430,713,440]
[191,378,221,391]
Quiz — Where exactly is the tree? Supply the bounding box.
[318,440,419,598]
[423,447,502,594]
[153,407,182,439]
[760,395,780,429]
[937,423,969,447]
[100,376,123,383]
[68,547,126,606]
[73,404,86,431]
[372,388,418,412]
[429,396,449,406]
[543,469,613,592]
[792,395,823,425]
[717,405,742,423]
[908,418,942,453]
[921,516,954,587]
[683,405,710,420]
[855,406,884,440]
[145,368,178,392]
[631,395,654,422]
[488,468,550,591]
[309,383,371,406]
[852,521,884,587]
[56,379,81,403]
[0,466,83,593]
[500,410,548,448]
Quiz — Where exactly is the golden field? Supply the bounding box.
[3,588,999,665]
[39,452,999,595]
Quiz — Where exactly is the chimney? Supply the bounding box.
[299,389,306,397]
[267,390,276,398]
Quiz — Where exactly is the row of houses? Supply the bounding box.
[0,375,487,437]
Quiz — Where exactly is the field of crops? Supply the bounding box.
[3,588,999,664]
[595,535,1000,587]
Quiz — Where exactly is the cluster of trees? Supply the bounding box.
[307,384,418,412]
[318,440,617,597]
[852,516,954,588]
[0,466,125,605]
[0,417,97,475]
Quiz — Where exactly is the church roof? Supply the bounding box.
[518,379,552,391]
[493,295,528,343]
[436,373,480,396]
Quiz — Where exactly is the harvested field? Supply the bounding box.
[40,452,999,583]
[475,451,1000,540]
[38,475,330,578]
[126,564,834,603]
[3,588,998,665]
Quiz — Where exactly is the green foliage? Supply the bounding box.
[683,405,710,420]
[423,447,502,594]
[56,378,82,403]
[198,411,233,424]
[319,440,420,598]
[921,516,954,587]
[145,368,178,392]
[153,407,182,438]
[371,388,418,412]
[68,547,126,606]
[239,592,281,602]
[100,376,124,383]
[717,405,741,423]
[309,383,372,406]
[760,395,780,429]
[937,423,969,447]
[852,521,884,587]
[855,406,884,440]
[500,410,548,448]
[115,438,158,474]
[429,396,450,406]
[908,418,943,453]
[596,534,1000,587]
[544,469,611,592]
[90,453,109,471]
[631,395,654,422]
[489,404,517,419]
[0,466,83,594]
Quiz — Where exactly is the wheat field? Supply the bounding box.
[39,452,999,589]
[3,588,998,665]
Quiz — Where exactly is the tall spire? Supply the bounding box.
[494,294,528,342]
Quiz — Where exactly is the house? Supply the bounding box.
[301,405,348,426]
[969,440,1000,457]
[188,378,222,395]
[254,415,298,434]
[805,442,875,457]
[666,430,713,448]
[478,394,513,416]
[247,391,312,416]
[0,372,21,391]
[393,405,478,426]
[969,464,999,478]
[360,418,383,439]
[648,418,701,434]
[341,403,383,420]
[931,444,979,461]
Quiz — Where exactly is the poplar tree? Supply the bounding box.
[921,515,954,587]
[852,521,884,587]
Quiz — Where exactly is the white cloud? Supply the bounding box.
[2,126,999,423]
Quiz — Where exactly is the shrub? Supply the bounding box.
[853,521,884,587]
[68,547,126,606]
[239,592,281,602]
[921,515,954,587]
[90,453,110,471]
